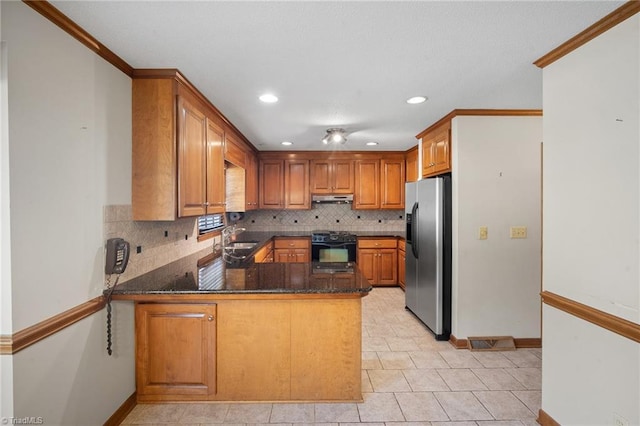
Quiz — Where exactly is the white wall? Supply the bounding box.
[1,2,135,423]
[1,3,16,415]
[542,13,640,425]
[451,115,542,339]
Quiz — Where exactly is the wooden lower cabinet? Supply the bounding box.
[398,239,406,290]
[253,240,274,263]
[357,238,398,286]
[274,237,310,262]
[135,303,217,401]
[135,297,362,402]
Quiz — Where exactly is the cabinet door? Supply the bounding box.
[433,127,451,174]
[357,249,377,283]
[245,151,259,210]
[178,97,207,217]
[332,160,354,193]
[354,160,380,209]
[206,119,225,214]
[405,147,418,183]
[397,239,406,289]
[311,160,353,194]
[422,122,451,178]
[274,249,291,263]
[259,159,284,209]
[291,249,309,262]
[421,137,436,177]
[378,248,398,285]
[136,303,216,399]
[381,158,405,209]
[285,160,310,209]
[310,160,332,193]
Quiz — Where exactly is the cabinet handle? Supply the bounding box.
[203,202,210,206]
[207,315,214,322]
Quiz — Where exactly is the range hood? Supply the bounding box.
[312,194,353,204]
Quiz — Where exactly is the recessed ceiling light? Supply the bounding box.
[406,96,427,104]
[366,141,379,146]
[281,141,293,146]
[259,93,278,103]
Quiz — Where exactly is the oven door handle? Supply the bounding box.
[313,242,355,248]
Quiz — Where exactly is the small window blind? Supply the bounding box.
[198,214,224,235]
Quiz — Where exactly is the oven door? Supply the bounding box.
[311,242,357,262]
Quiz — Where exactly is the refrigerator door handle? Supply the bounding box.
[411,202,419,258]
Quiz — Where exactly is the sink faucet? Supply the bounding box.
[222,224,246,247]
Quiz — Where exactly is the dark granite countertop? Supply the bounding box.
[108,229,406,297]
[110,248,372,295]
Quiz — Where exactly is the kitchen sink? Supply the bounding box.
[225,241,258,250]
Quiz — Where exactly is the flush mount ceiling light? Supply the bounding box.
[281,141,293,146]
[406,96,427,104]
[366,141,379,146]
[259,93,278,103]
[322,128,347,145]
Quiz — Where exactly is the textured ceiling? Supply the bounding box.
[51,1,623,152]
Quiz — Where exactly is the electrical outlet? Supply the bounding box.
[613,413,629,426]
[510,226,527,239]
[478,226,488,240]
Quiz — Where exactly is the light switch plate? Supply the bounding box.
[479,226,488,240]
[510,226,527,239]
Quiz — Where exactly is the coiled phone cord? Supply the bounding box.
[105,274,120,356]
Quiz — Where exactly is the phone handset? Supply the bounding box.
[105,238,130,274]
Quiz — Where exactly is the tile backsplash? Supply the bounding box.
[103,205,218,283]
[103,203,403,284]
[235,203,404,233]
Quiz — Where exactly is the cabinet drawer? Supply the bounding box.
[398,239,405,251]
[274,238,310,249]
[357,238,397,249]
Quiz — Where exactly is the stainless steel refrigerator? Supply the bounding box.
[405,175,452,340]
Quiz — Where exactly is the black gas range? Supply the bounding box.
[311,230,357,262]
[311,230,357,243]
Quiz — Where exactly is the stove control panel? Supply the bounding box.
[311,232,357,243]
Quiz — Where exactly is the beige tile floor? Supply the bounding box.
[123,287,542,425]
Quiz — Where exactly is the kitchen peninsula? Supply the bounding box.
[110,246,371,403]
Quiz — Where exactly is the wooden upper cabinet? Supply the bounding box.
[381,158,405,210]
[178,96,208,217]
[132,70,253,220]
[421,122,451,178]
[176,94,228,218]
[354,157,404,210]
[132,78,178,221]
[354,159,380,209]
[259,156,310,210]
[224,131,246,168]
[405,146,418,182]
[259,159,284,209]
[245,151,259,210]
[205,119,226,215]
[285,160,310,209]
[310,159,354,194]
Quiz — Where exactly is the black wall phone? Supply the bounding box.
[105,238,130,274]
